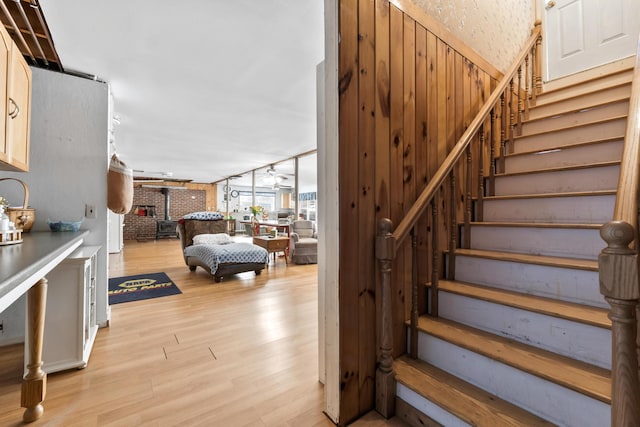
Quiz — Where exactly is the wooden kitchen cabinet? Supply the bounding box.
[0,24,9,166]
[0,23,31,172]
[26,245,101,373]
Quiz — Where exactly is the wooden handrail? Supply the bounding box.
[613,35,640,228]
[392,26,541,250]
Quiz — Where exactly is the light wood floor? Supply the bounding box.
[0,239,407,426]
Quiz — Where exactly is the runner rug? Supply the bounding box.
[108,272,181,305]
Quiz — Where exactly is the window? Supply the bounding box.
[238,191,276,214]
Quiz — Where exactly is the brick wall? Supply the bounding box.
[123,187,206,240]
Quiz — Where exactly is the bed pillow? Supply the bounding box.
[193,233,232,245]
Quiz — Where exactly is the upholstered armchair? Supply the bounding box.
[289,220,317,264]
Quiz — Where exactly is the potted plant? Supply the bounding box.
[249,205,263,235]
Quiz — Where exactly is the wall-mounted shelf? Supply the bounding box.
[133,205,156,217]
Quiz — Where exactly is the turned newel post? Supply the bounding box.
[599,221,640,427]
[533,20,542,97]
[22,277,48,423]
[376,218,396,418]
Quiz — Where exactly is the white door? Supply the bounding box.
[544,0,640,81]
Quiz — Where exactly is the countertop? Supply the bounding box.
[0,230,88,312]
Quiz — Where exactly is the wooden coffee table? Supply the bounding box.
[253,236,289,264]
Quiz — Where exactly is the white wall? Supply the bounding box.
[0,68,109,343]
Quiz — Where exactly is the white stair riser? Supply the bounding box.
[512,118,626,153]
[467,226,604,259]
[482,195,614,223]
[418,334,610,427]
[397,385,470,427]
[535,70,633,106]
[503,140,623,173]
[494,165,619,196]
[454,255,606,308]
[521,100,628,136]
[528,83,631,120]
[438,292,611,368]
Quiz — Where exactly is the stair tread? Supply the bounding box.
[438,279,610,329]
[455,248,598,271]
[416,317,612,403]
[470,221,602,229]
[395,356,556,426]
[527,95,630,123]
[494,160,619,178]
[484,189,615,201]
[536,68,633,104]
[502,136,624,159]
[513,115,626,140]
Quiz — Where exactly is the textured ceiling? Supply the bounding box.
[37,0,325,184]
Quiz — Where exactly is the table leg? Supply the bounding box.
[22,277,48,423]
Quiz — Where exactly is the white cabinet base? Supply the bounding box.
[26,245,100,374]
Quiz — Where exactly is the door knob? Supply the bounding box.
[545,0,556,10]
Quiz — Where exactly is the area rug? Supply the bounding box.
[108,272,182,305]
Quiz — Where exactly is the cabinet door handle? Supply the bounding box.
[8,97,19,119]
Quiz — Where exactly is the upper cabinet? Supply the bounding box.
[0,24,31,172]
[0,24,9,168]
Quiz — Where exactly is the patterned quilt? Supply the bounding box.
[184,242,268,274]
[182,211,224,220]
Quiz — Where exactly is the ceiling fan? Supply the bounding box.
[266,164,289,178]
[262,165,293,190]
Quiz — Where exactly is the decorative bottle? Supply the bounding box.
[0,205,10,230]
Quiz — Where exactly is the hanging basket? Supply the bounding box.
[0,178,35,232]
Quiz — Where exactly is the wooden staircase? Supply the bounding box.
[393,68,634,426]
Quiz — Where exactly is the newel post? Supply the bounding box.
[376,218,396,418]
[599,221,640,426]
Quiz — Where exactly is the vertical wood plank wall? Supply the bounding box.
[338,0,501,423]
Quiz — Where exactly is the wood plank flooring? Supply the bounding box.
[0,239,405,426]
[1,239,319,426]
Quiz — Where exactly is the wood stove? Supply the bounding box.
[156,188,178,239]
[156,219,178,239]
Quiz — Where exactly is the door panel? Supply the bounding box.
[545,0,640,80]
[558,0,584,58]
[601,1,624,43]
